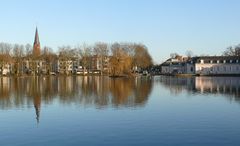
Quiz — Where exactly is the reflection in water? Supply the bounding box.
[2,75,239,124]
[156,76,240,99]
[0,76,153,123]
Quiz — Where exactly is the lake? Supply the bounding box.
[0,76,240,146]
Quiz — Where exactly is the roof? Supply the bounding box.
[189,56,240,64]
[161,62,185,67]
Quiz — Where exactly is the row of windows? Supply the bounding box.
[199,59,239,64]
[198,66,240,71]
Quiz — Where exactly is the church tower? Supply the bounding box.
[33,27,41,56]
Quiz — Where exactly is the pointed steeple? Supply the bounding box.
[33,27,41,56]
[34,27,40,45]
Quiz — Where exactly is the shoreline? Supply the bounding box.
[158,73,240,77]
[1,73,240,78]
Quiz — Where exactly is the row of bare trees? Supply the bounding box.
[0,42,153,76]
[58,42,153,76]
[223,44,240,56]
[0,42,57,75]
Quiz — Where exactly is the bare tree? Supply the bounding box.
[79,43,92,74]
[185,50,193,58]
[25,44,32,56]
[42,46,57,74]
[58,46,73,74]
[133,44,153,70]
[0,43,12,55]
[170,52,179,59]
[12,44,25,75]
[0,43,13,74]
[109,43,132,76]
[94,42,109,75]
[42,46,53,55]
[223,45,240,56]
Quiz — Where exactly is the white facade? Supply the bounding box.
[1,63,11,75]
[161,63,185,74]
[194,57,240,75]
[162,56,240,75]
[161,57,187,74]
[195,63,240,75]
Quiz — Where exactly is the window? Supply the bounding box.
[223,60,226,63]
[191,67,193,72]
[217,60,220,63]
[210,67,213,71]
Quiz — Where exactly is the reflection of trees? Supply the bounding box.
[0,76,153,119]
[0,77,11,109]
[109,77,153,107]
[110,78,135,106]
[135,78,153,104]
[60,76,153,108]
[156,76,240,100]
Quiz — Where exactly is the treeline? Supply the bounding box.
[0,42,153,76]
[57,42,153,76]
[223,44,240,56]
[168,44,240,60]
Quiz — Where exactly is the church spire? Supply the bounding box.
[33,27,41,56]
[34,27,40,45]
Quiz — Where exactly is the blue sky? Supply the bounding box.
[0,0,240,63]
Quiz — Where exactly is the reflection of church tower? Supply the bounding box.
[34,95,41,124]
[32,77,41,124]
[33,27,41,56]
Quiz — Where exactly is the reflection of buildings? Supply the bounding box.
[0,76,153,123]
[157,76,195,95]
[195,77,240,97]
[34,95,41,124]
[31,77,42,124]
[157,76,240,99]
[0,77,11,98]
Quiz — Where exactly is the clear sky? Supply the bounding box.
[0,0,240,63]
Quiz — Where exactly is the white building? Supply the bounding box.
[161,56,240,75]
[161,57,188,74]
[1,63,11,75]
[188,56,240,75]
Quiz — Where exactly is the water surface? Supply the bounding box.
[0,76,240,146]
